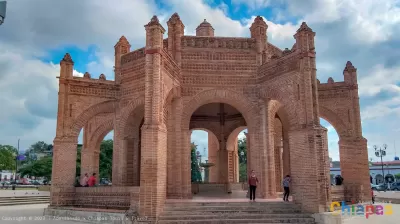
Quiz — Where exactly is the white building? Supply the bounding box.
[0,170,14,181]
[330,160,400,184]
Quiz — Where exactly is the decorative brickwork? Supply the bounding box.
[52,13,370,221]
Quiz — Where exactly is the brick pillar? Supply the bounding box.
[282,131,290,177]
[126,137,140,186]
[167,98,183,198]
[181,129,192,198]
[316,126,331,210]
[139,125,167,217]
[139,15,168,219]
[261,100,276,199]
[218,147,229,184]
[288,127,321,213]
[274,144,282,192]
[112,107,125,186]
[208,133,218,183]
[339,137,370,201]
[50,137,77,206]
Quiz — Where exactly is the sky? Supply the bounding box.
[0,0,400,162]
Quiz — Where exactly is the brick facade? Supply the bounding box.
[51,13,369,221]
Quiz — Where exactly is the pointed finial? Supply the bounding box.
[327,77,334,84]
[99,74,106,81]
[61,53,73,64]
[344,61,356,72]
[297,22,313,32]
[83,72,91,79]
[250,15,267,28]
[167,13,183,25]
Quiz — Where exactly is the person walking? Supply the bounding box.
[88,173,97,187]
[248,170,259,202]
[283,175,291,201]
[80,173,89,187]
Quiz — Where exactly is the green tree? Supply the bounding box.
[395,173,400,181]
[191,143,202,183]
[18,157,52,180]
[75,144,82,177]
[238,138,247,182]
[0,148,15,170]
[0,145,18,156]
[99,139,113,180]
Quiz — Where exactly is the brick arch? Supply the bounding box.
[190,128,218,141]
[118,97,145,135]
[182,89,258,132]
[319,106,349,138]
[260,88,297,128]
[226,126,247,152]
[70,100,117,137]
[90,118,114,151]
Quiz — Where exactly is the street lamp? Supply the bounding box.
[374,144,387,185]
[0,1,6,25]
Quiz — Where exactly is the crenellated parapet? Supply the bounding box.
[181,36,257,50]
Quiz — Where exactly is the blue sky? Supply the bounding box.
[0,0,400,163]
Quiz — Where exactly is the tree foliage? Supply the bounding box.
[0,148,15,171]
[0,145,18,156]
[18,157,52,180]
[238,138,247,182]
[99,139,113,180]
[191,143,202,183]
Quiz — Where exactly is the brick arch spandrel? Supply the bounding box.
[70,100,117,137]
[260,88,297,129]
[181,89,258,133]
[319,105,350,138]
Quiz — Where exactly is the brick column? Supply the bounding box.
[218,147,229,184]
[139,125,168,218]
[167,98,183,198]
[282,131,290,177]
[316,126,331,210]
[288,127,322,213]
[181,129,192,198]
[339,137,370,201]
[208,133,218,183]
[50,137,78,206]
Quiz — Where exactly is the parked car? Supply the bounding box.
[376,183,388,191]
[371,183,379,191]
[389,182,400,191]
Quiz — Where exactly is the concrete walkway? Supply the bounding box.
[0,190,49,197]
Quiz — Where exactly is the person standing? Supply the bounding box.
[80,173,89,187]
[283,175,291,201]
[88,173,97,187]
[248,170,259,202]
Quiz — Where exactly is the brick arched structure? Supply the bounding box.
[51,13,370,221]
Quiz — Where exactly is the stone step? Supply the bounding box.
[164,205,301,212]
[165,202,294,206]
[164,208,301,215]
[160,214,314,220]
[157,218,315,224]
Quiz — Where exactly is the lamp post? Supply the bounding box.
[374,144,387,186]
[0,1,6,25]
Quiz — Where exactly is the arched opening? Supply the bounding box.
[75,114,114,187]
[319,118,341,185]
[121,105,145,187]
[188,102,248,196]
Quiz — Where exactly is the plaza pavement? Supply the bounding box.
[0,190,50,197]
